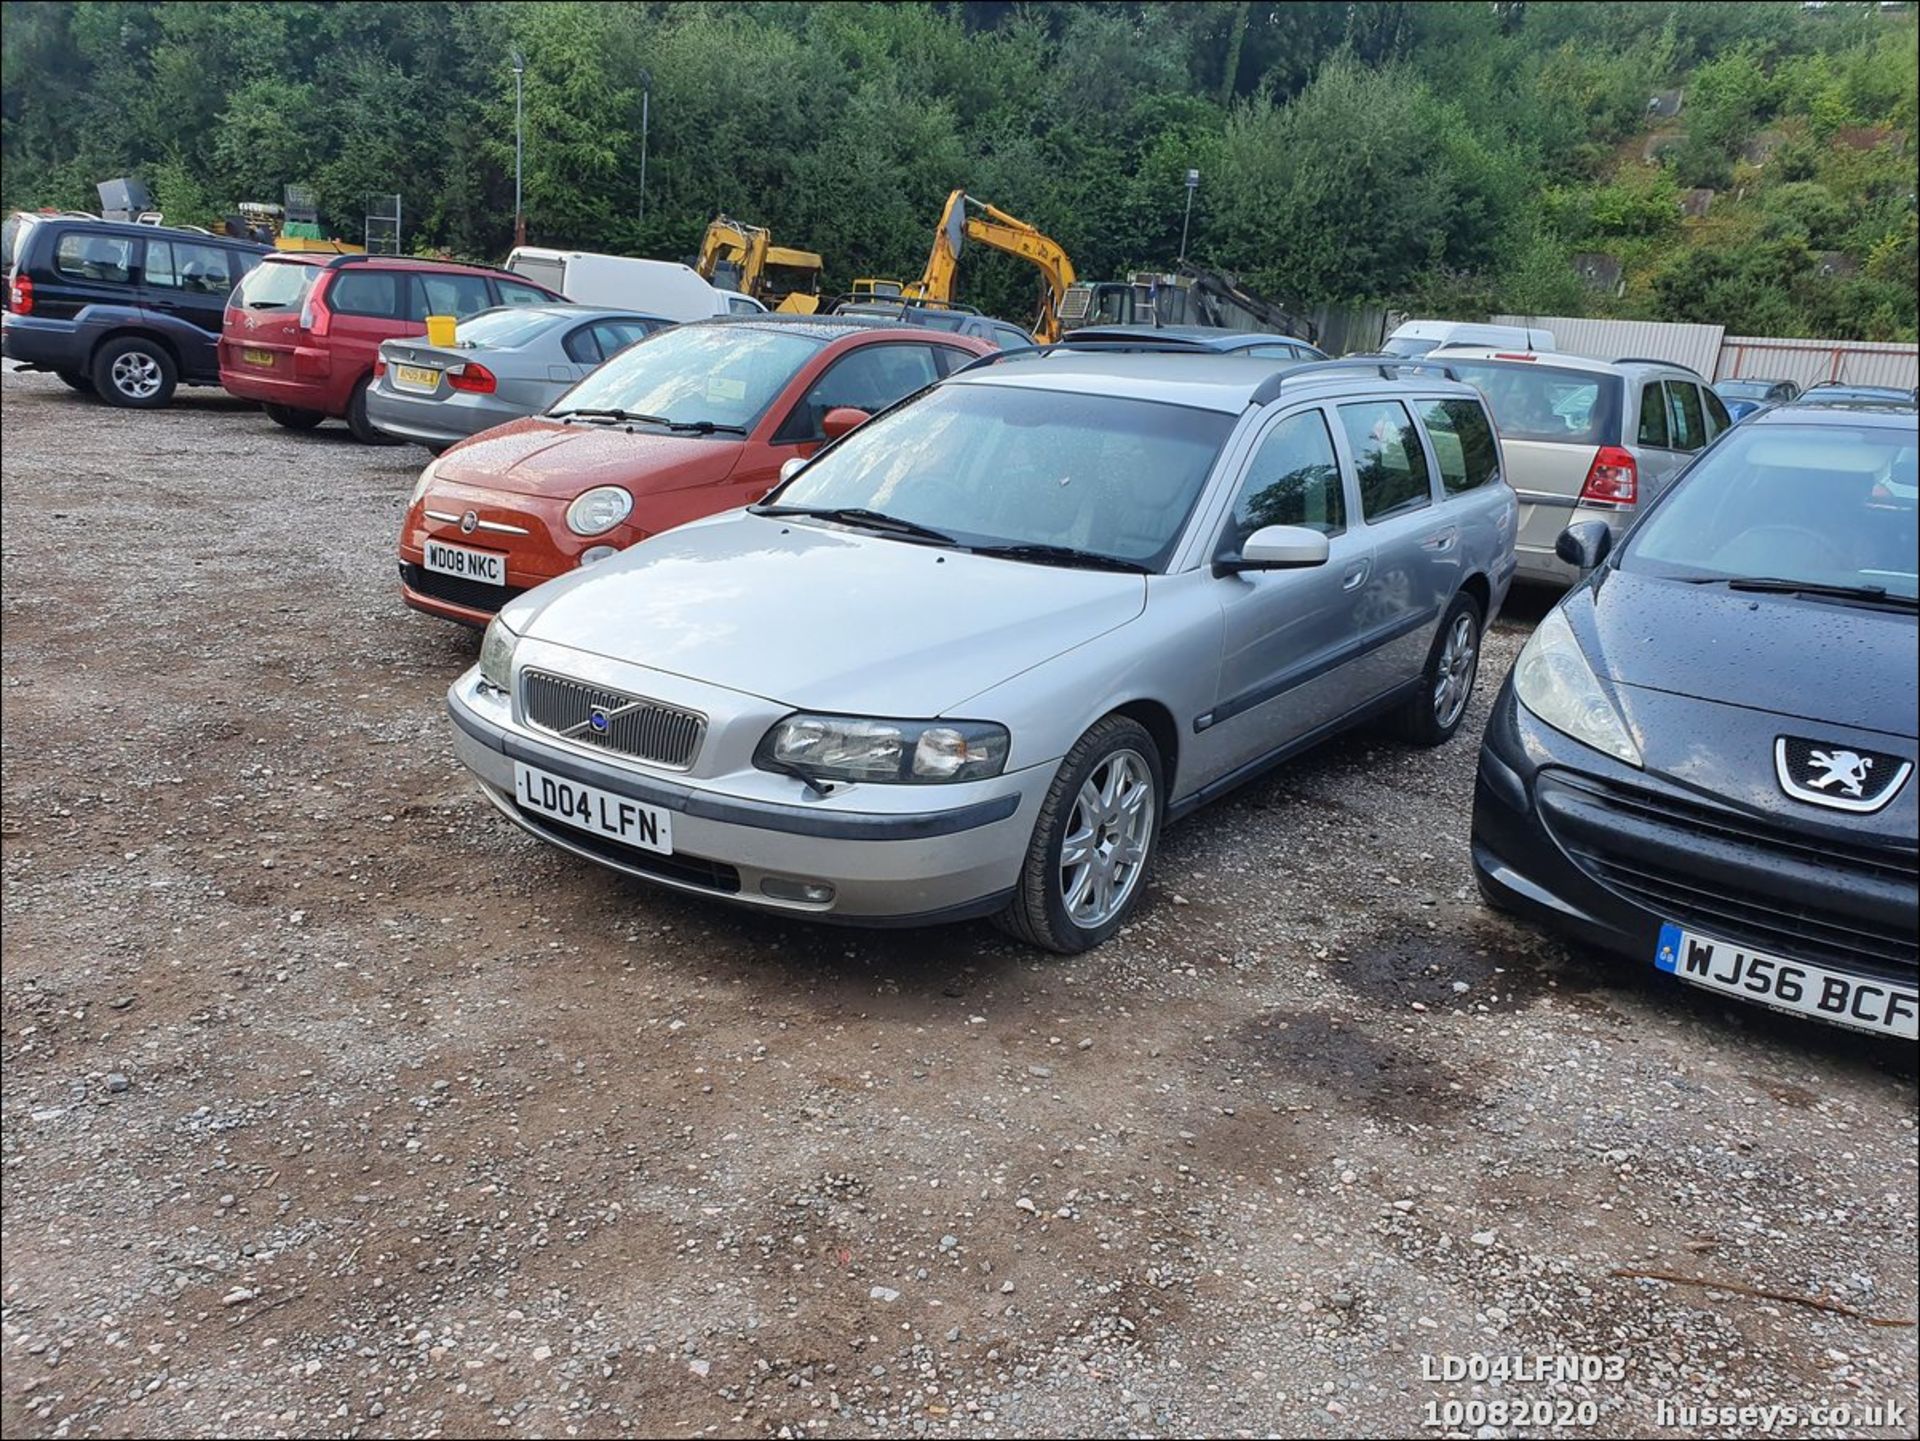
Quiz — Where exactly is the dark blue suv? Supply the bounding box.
[2,212,271,408]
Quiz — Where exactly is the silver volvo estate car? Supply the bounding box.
[446,351,1518,951]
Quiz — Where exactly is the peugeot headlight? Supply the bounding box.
[410,455,444,508]
[478,616,518,693]
[566,486,633,536]
[1513,608,1641,766]
[755,715,1010,784]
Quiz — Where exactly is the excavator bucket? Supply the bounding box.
[944,197,967,261]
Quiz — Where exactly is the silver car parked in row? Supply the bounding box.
[446,351,1517,951]
[367,304,670,452]
[1434,348,1733,587]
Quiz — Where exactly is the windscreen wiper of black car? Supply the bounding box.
[1723,576,1918,608]
[966,542,1151,573]
[752,505,957,545]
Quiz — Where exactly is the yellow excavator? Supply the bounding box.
[695,216,824,314]
[851,190,1076,342]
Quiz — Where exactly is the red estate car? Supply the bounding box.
[219,253,561,442]
[399,316,993,625]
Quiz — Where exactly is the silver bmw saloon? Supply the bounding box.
[446,350,1518,951]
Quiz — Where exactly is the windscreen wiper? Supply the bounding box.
[659,418,748,435]
[752,505,956,545]
[966,542,1150,573]
[550,406,673,425]
[1724,576,1917,607]
[758,756,834,797]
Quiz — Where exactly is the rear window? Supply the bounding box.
[236,261,316,311]
[1444,361,1622,446]
[2,215,29,273]
[454,308,565,349]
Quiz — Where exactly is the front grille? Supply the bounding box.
[516,809,741,893]
[1540,772,1918,982]
[521,669,705,770]
[399,562,525,617]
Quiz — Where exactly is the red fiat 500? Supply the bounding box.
[397,316,993,625]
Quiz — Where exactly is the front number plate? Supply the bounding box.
[514,761,672,855]
[423,539,505,586]
[1655,924,1918,1039]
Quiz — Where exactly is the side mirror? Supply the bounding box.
[822,406,871,441]
[1216,524,1331,575]
[778,456,808,486]
[1555,519,1613,571]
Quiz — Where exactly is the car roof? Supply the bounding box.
[261,252,524,278]
[1751,399,1918,425]
[24,214,269,250]
[948,350,1481,414]
[1804,382,1911,396]
[1064,325,1312,350]
[485,303,670,323]
[686,314,983,345]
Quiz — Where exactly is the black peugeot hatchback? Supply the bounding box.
[1472,399,1917,1041]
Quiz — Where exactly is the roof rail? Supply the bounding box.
[1613,355,1702,375]
[951,335,1233,376]
[1248,357,1459,404]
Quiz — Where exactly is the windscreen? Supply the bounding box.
[1624,422,1919,600]
[553,324,822,429]
[234,261,316,310]
[1380,336,1437,358]
[454,308,565,349]
[770,382,1234,571]
[1715,380,1773,400]
[1443,361,1623,445]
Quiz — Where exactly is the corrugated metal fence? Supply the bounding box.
[1493,313,1918,389]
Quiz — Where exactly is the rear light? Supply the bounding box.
[1579,446,1638,505]
[373,357,386,378]
[448,362,497,394]
[299,277,332,337]
[7,273,32,315]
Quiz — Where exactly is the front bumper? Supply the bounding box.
[1471,679,1920,1025]
[445,668,1044,923]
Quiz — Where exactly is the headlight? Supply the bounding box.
[1513,608,1641,766]
[566,486,633,536]
[410,455,443,508]
[478,617,518,693]
[755,714,1010,784]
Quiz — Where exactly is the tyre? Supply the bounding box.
[345,377,401,445]
[995,714,1163,954]
[55,369,95,394]
[90,336,177,408]
[263,402,325,431]
[1398,590,1484,747]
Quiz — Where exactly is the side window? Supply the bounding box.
[53,232,136,284]
[776,343,943,443]
[1636,382,1670,447]
[495,278,554,307]
[1218,410,1345,556]
[412,272,493,320]
[1246,343,1304,359]
[229,248,264,281]
[931,344,979,377]
[562,325,603,365]
[1337,400,1432,520]
[1702,387,1732,437]
[991,324,1032,351]
[328,270,402,318]
[1418,397,1499,495]
[1666,380,1706,451]
[144,238,233,293]
[593,320,653,358]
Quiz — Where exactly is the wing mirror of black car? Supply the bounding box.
[1215,524,1331,576]
[1555,520,1613,572]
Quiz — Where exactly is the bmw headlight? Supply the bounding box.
[410,455,444,508]
[566,485,633,536]
[755,715,1010,784]
[1513,608,1641,766]
[478,616,518,693]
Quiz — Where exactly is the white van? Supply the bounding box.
[1381,319,1555,358]
[504,248,761,321]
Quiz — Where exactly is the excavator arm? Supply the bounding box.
[695,216,769,295]
[907,190,1076,343]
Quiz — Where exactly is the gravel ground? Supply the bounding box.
[2,368,1915,1441]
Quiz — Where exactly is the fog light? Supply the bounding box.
[579,545,619,566]
[760,877,836,904]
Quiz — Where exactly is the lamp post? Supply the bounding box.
[511,49,526,249]
[1178,168,1199,263]
[637,69,652,229]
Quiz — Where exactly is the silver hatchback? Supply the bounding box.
[447,352,1517,951]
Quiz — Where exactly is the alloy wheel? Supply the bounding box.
[1060,748,1155,928]
[111,352,163,400]
[1433,612,1479,728]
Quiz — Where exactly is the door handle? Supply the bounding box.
[1341,558,1371,592]
[1421,526,1459,552]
